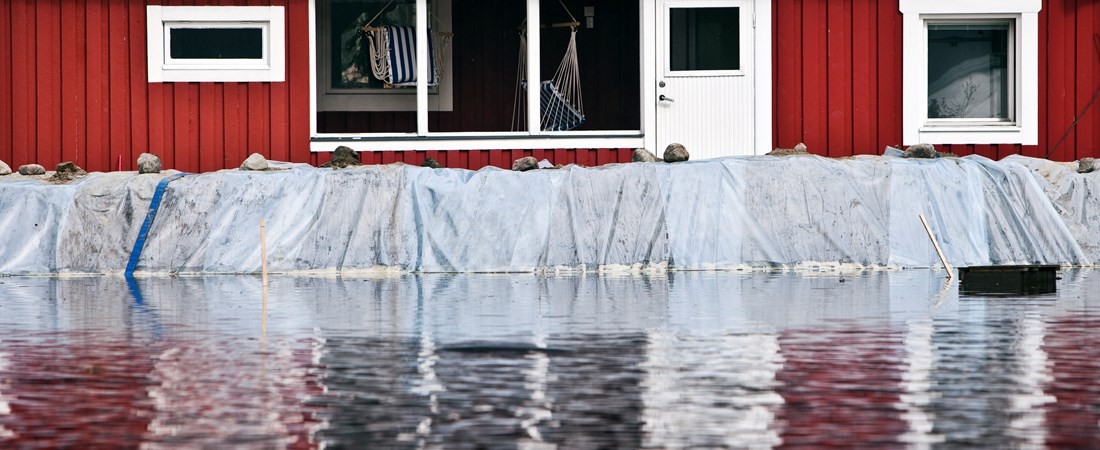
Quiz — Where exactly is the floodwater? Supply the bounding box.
[0,270,1098,449]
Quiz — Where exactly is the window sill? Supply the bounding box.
[309,132,645,152]
[915,126,1033,145]
[920,125,1020,132]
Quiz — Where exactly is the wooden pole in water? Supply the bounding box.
[919,214,954,280]
[260,219,269,287]
[261,219,268,336]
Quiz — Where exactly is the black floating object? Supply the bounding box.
[959,265,1059,296]
[439,342,575,355]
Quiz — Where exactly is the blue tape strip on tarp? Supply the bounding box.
[125,173,189,276]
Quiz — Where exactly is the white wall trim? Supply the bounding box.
[900,1,1040,145]
[754,0,772,154]
[641,0,658,153]
[146,6,285,83]
[525,0,542,135]
[416,0,429,136]
[309,1,318,139]
[899,0,1041,15]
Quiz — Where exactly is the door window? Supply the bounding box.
[668,7,740,72]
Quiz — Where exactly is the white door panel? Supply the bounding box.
[657,0,755,158]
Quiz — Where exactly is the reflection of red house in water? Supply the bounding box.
[3,318,1100,446]
[0,338,321,449]
[0,339,159,448]
[1042,317,1100,448]
[773,331,909,448]
[2,0,1099,173]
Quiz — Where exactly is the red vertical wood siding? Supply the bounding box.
[0,0,308,173]
[13,1,1100,172]
[0,2,11,164]
[0,0,632,172]
[129,0,149,167]
[773,0,1100,161]
[10,0,36,167]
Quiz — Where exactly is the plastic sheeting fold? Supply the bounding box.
[0,155,1096,274]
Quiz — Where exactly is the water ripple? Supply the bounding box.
[0,270,1098,448]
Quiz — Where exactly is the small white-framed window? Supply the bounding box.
[900,0,1040,145]
[147,6,286,83]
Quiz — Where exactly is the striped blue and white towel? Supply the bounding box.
[386,26,438,86]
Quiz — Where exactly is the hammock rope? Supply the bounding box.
[512,16,585,132]
[545,27,583,131]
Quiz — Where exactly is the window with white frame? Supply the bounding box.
[899,0,1040,145]
[308,0,647,152]
[147,6,286,83]
[316,0,452,112]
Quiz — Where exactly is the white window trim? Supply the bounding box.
[147,6,285,83]
[900,0,1040,145]
[308,0,653,152]
[661,1,749,78]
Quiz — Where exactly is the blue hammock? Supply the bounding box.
[539,81,585,131]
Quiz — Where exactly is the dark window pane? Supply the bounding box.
[927,23,1010,119]
[670,7,739,71]
[170,28,263,59]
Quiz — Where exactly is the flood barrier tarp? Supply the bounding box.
[0,155,1095,274]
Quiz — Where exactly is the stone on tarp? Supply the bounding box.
[768,142,809,156]
[1078,157,1097,174]
[663,143,690,163]
[905,143,938,159]
[321,146,361,169]
[49,161,88,183]
[632,148,660,163]
[56,161,83,173]
[18,164,45,175]
[241,153,270,171]
[0,160,10,176]
[138,153,163,174]
[512,156,539,172]
[421,157,442,169]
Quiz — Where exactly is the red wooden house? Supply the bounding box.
[1,0,1097,172]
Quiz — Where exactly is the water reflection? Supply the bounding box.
[0,350,12,440]
[0,270,1096,448]
[641,331,784,449]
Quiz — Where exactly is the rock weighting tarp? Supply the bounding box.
[0,155,1096,275]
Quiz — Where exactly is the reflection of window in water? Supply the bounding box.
[927,22,1010,120]
[330,0,427,89]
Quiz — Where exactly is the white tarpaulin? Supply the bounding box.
[0,155,1095,274]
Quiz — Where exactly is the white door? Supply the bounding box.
[656,0,756,158]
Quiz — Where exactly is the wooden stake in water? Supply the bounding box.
[261,219,269,287]
[919,214,954,280]
[261,219,269,336]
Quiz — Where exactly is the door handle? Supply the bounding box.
[659,94,675,102]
